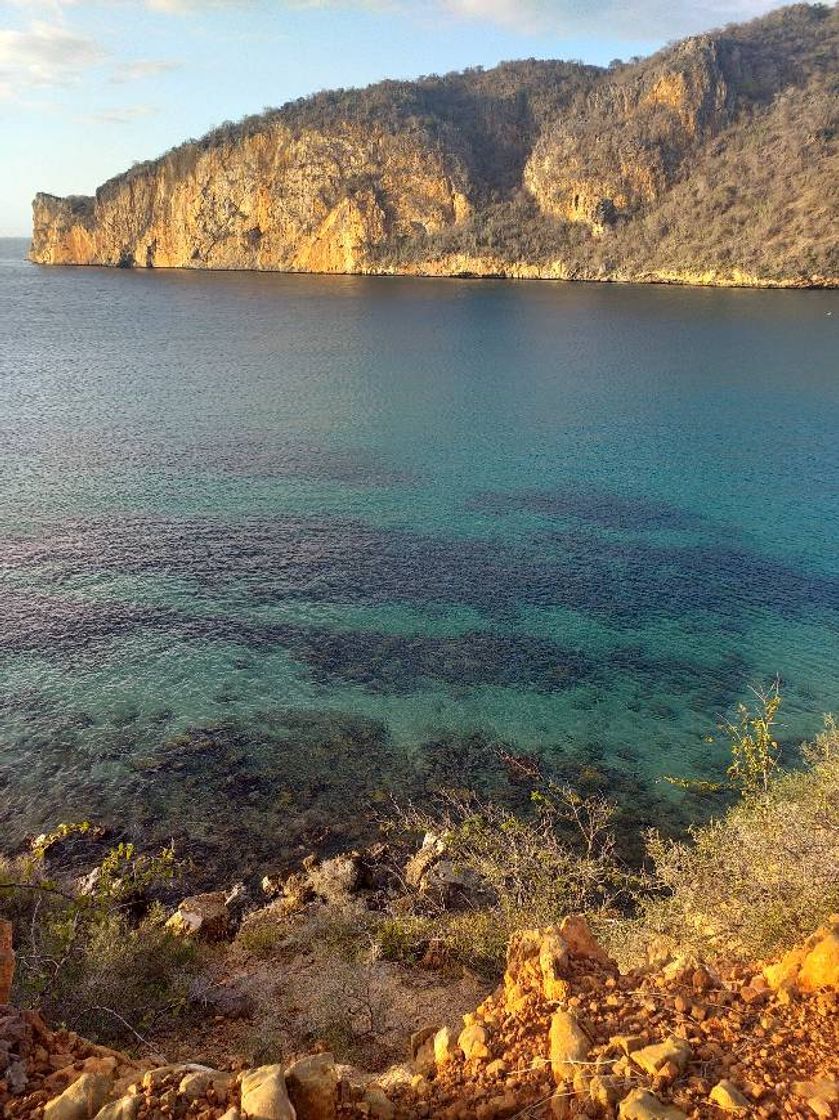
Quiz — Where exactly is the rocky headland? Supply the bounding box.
[29,5,839,289]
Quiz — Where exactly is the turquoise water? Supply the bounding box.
[1,237,838,876]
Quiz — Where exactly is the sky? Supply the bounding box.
[0,0,807,235]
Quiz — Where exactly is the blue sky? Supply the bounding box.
[1,0,800,235]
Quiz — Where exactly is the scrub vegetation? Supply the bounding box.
[2,688,837,1058]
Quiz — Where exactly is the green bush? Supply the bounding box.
[378,784,638,975]
[383,697,838,973]
[0,832,200,1048]
[235,914,290,960]
[639,718,839,962]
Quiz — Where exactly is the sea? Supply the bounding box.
[1,237,838,878]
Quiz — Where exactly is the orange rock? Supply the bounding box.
[539,934,571,1003]
[504,928,555,1004]
[548,1010,590,1084]
[799,930,839,992]
[764,917,839,993]
[559,916,614,969]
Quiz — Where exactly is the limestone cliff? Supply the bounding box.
[30,4,839,288]
[32,123,472,272]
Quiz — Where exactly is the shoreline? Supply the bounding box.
[24,253,839,291]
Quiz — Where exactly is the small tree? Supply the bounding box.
[722,680,782,796]
[666,681,782,798]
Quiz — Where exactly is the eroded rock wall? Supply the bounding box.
[31,123,472,274]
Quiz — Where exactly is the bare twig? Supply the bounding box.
[71,1005,162,1055]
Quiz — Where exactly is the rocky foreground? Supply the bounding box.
[2,910,838,1120]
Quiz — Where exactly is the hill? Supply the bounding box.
[29,4,839,287]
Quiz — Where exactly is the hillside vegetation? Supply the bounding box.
[1,694,838,1120]
[30,4,839,286]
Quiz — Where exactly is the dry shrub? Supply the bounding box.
[0,835,199,1048]
[637,719,839,963]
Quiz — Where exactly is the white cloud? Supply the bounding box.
[110,57,180,81]
[0,20,104,92]
[437,0,787,37]
[136,0,803,38]
[85,101,158,121]
[143,0,241,9]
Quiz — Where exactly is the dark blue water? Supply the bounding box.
[1,237,837,875]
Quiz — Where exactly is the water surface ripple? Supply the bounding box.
[1,239,838,875]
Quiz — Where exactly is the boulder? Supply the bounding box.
[44,1072,114,1120]
[284,1053,338,1120]
[559,915,614,969]
[504,920,611,1008]
[792,1079,839,1117]
[0,919,14,1004]
[306,856,360,905]
[433,1025,457,1067]
[539,931,570,1001]
[92,1098,141,1120]
[192,979,255,1020]
[458,1022,490,1061]
[374,1066,415,1094]
[166,892,229,940]
[618,1088,687,1120]
[589,1074,619,1108]
[363,1088,394,1120]
[631,1036,691,1077]
[77,868,103,896]
[709,1080,750,1112]
[281,872,316,910]
[240,1065,296,1120]
[609,1034,647,1056]
[405,833,445,889]
[409,1025,440,1074]
[7,1060,28,1094]
[142,1064,213,1091]
[764,916,839,992]
[178,1068,233,1100]
[548,1010,590,1084]
[505,928,552,1004]
[406,831,483,906]
[799,928,839,991]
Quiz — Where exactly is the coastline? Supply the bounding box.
[25,251,839,292]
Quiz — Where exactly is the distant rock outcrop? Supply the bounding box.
[30,5,839,288]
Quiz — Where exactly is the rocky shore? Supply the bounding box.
[2,908,838,1120]
[3,723,837,1118]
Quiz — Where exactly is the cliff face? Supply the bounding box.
[32,124,472,273]
[523,37,731,229]
[30,4,839,288]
